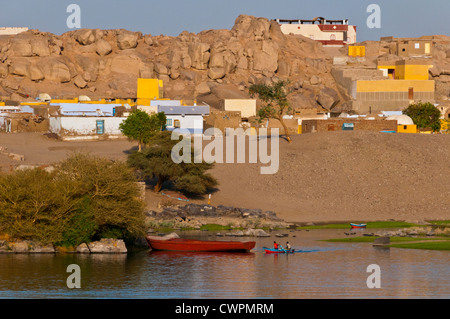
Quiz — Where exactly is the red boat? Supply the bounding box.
[146,236,256,252]
[350,223,367,229]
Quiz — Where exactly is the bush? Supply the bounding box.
[0,153,146,246]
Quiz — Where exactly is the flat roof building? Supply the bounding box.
[274,17,356,46]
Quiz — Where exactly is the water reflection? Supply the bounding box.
[0,229,449,298]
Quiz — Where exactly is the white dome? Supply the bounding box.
[386,115,414,125]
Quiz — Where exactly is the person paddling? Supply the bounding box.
[273,241,279,250]
[286,242,292,252]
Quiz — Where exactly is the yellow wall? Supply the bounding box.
[397,124,417,133]
[137,79,163,105]
[395,64,432,80]
[348,46,365,57]
[356,80,435,93]
[441,120,450,133]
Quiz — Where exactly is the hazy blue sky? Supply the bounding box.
[1,0,448,41]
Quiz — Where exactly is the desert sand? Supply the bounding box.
[1,131,449,224]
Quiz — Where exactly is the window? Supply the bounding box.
[330,34,336,41]
[404,125,407,130]
[166,119,172,127]
[174,119,180,128]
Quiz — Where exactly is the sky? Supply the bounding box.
[0,0,448,41]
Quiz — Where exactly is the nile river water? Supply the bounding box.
[0,229,449,299]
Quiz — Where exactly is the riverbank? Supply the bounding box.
[2,132,450,224]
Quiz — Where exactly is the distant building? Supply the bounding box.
[138,99,210,135]
[380,37,433,57]
[274,17,356,46]
[0,27,28,35]
[224,99,256,119]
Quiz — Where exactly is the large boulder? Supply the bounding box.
[208,67,226,80]
[116,30,140,50]
[42,58,71,83]
[232,15,270,40]
[29,63,45,81]
[109,54,141,76]
[154,62,168,75]
[317,87,340,110]
[10,39,32,57]
[252,40,279,74]
[73,29,97,45]
[31,37,50,57]
[9,59,30,77]
[188,42,210,70]
[95,38,112,56]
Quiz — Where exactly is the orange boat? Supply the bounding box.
[146,236,255,252]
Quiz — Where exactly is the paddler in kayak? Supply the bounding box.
[285,242,292,252]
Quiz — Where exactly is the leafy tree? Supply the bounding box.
[127,131,218,195]
[403,102,441,132]
[119,109,167,151]
[249,80,293,142]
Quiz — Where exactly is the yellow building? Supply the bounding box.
[377,59,433,81]
[137,78,164,106]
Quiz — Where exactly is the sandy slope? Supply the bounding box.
[1,131,450,224]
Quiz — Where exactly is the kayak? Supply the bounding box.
[350,223,367,229]
[263,247,295,254]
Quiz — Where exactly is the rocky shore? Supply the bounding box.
[0,238,127,254]
[145,203,291,230]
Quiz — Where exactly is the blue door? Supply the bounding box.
[96,120,105,135]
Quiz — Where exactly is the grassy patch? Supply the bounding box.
[389,241,450,251]
[199,224,233,231]
[297,221,419,230]
[427,220,450,226]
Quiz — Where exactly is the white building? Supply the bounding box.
[0,27,28,35]
[139,100,210,135]
[275,17,356,46]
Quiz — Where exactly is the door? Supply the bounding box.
[328,124,335,131]
[96,120,105,135]
[408,87,414,100]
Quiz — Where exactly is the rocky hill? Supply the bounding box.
[0,14,449,113]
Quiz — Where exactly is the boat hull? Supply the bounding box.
[350,223,367,229]
[146,237,256,252]
[263,247,294,254]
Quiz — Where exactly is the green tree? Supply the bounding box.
[249,80,293,143]
[119,109,167,151]
[403,102,441,132]
[127,131,218,195]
